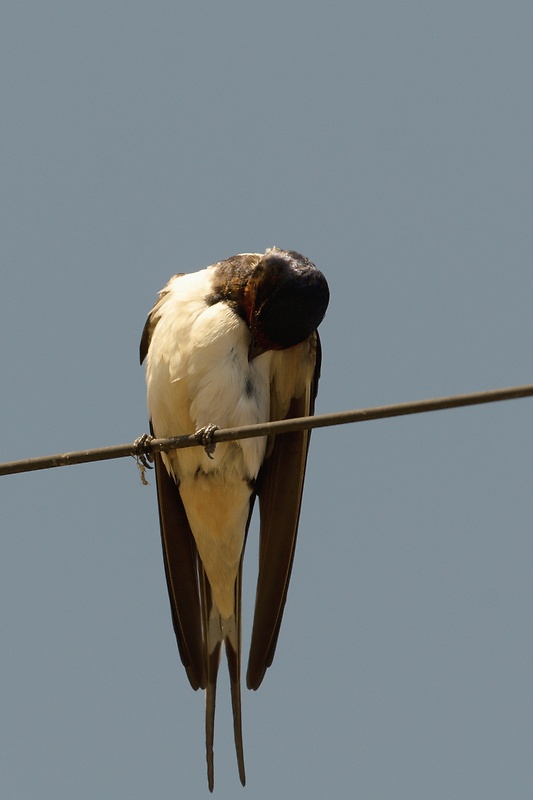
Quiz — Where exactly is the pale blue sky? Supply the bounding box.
[1,2,532,798]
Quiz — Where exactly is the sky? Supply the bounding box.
[1,1,532,798]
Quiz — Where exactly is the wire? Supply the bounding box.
[1,383,532,477]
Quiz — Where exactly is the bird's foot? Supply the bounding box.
[195,424,219,459]
[133,433,154,485]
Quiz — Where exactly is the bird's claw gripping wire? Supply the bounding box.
[133,433,154,485]
[195,424,219,459]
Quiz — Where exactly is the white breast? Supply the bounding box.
[145,269,271,482]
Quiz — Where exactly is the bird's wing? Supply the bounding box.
[151,434,206,690]
[246,333,321,690]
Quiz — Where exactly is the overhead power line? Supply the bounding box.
[1,383,532,478]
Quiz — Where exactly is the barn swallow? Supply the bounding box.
[140,247,329,790]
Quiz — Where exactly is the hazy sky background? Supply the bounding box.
[1,2,532,798]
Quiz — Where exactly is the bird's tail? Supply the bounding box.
[201,568,245,792]
[225,569,245,787]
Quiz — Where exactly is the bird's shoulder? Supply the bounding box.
[140,255,265,364]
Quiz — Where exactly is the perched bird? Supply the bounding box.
[140,247,329,790]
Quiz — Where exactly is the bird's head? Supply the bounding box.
[243,248,329,358]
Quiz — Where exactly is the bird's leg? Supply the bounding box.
[133,433,154,485]
[195,424,219,459]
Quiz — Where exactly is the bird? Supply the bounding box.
[140,247,329,790]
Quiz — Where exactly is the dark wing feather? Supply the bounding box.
[246,336,321,690]
[152,435,205,690]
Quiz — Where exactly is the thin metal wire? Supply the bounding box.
[1,383,532,477]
